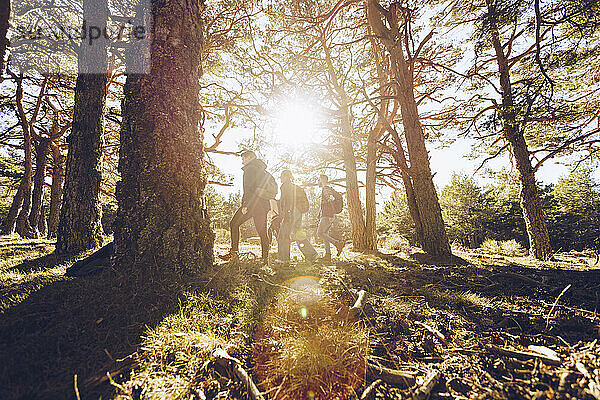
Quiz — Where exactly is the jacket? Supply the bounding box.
[320,185,336,218]
[279,181,296,217]
[242,158,270,210]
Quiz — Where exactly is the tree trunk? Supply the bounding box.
[341,133,368,250]
[56,0,107,253]
[0,0,9,74]
[367,0,451,259]
[389,132,424,246]
[28,136,50,238]
[365,128,379,251]
[15,81,34,238]
[47,140,65,238]
[320,33,369,250]
[1,176,25,235]
[396,76,450,258]
[488,5,551,260]
[112,0,213,273]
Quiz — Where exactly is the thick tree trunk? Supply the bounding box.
[1,177,25,235]
[396,80,450,258]
[0,0,9,74]
[47,141,65,238]
[488,8,551,260]
[38,205,47,237]
[28,136,50,238]
[367,0,451,259]
[112,0,213,273]
[56,0,107,253]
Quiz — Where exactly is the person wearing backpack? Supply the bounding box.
[276,170,317,263]
[317,174,345,261]
[223,150,277,263]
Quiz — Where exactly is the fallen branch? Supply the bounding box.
[366,359,417,387]
[414,321,447,346]
[360,379,383,400]
[350,290,366,317]
[486,344,561,365]
[415,369,442,400]
[546,284,572,330]
[211,348,265,400]
[576,362,600,400]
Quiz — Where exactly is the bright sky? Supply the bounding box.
[209,123,600,205]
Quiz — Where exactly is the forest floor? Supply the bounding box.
[1,235,599,400]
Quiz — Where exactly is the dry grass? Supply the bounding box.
[254,277,369,400]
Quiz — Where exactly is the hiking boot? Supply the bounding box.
[335,241,345,256]
[219,250,239,262]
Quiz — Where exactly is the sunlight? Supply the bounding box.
[271,99,322,147]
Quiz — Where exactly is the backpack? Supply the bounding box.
[330,188,344,214]
[256,171,278,200]
[295,185,309,213]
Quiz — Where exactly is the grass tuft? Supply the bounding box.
[254,285,369,400]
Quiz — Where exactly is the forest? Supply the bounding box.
[0,0,599,399]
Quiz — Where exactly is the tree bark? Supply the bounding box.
[365,129,378,251]
[341,128,369,250]
[14,77,35,238]
[56,0,107,253]
[1,176,25,235]
[0,0,9,74]
[28,136,50,238]
[367,0,451,259]
[389,130,424,246]
[112,0,213,273]
[487,2,551,260]
[320,32,370,250]
[47,140,65,238]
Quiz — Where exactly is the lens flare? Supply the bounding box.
[299,306,308,318]
[253,276,368,399]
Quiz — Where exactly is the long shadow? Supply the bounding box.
[337,255,600,342]
[0,266,195,400]
[10,252,76,273]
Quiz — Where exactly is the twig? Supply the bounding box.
[360,379,384,400]
[366,359,417,387]
[546,284,572,330]
[350,289,366,317]
[487,344,561,365]
[414,321,447,346]
[74,374,81,400]
[212,348,265,400]
[414,369,442,400]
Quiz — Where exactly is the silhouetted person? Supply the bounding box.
[317,174,344,261]
[224,150,276,263]
[277,170,317,263]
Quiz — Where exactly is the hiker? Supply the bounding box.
[317,174,344,261]
[224,150,277,263]
[277,170,317,263]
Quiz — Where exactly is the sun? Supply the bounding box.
[271,99,322,147]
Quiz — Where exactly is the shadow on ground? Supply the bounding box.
[336,252,600,343]
[0,254,204,400]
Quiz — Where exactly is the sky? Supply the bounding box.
[208,122,600,206]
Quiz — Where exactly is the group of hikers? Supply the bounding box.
[221,150,345,264]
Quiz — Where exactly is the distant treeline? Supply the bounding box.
[379,169,600,252]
